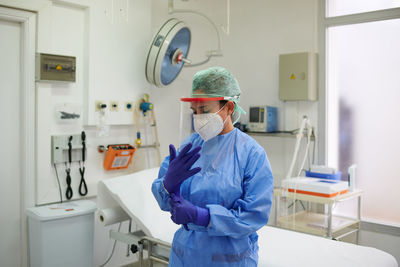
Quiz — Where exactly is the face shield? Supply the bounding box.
[179,97,230,144]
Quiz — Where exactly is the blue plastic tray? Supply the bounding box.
[305,170,342,180]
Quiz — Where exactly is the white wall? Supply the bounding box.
[0,0,156,206]
[150,0,319,185]
[33,1,156,266]
[1,0,155,266]
[35,0,153,205]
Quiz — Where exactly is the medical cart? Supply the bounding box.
[274,188,363,243]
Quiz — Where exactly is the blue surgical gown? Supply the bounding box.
[152,128,273,266]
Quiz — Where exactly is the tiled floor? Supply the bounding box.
[123,258,168,267]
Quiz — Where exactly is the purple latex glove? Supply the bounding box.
[169,193,210,228]
[163,143,201,195]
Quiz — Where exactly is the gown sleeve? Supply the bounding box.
[151,155,172,211]
[206,145,274,239]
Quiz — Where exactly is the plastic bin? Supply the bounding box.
[26,200,96,267]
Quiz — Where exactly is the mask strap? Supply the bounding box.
[217,102,234,124]
[216,102,227,114]
[222,114,229,124]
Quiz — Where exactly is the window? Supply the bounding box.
[322,1,400,224]
[327,0,400,17]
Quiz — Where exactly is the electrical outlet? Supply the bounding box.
[95,101,107,112]
[125,101,134,111]
[110,101,119,112]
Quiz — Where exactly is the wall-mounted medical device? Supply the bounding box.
[36,53,76,82]
[103,144,136,170]
[52,132,88,199]
[279,52,318,101]
[51,134,84,164]
[248,106,278,132]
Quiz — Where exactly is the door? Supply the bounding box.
[0,17,22,267]
[0,6,36,267]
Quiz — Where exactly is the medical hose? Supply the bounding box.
[79,166,88,196]
[53,163,63,203]
[65,136,73,200]
[286,118,307,179]
[65,166,73,200]
[79,131,88,196]
[312,128,317,165]
[297,119,313,177]
[99,222,122,267]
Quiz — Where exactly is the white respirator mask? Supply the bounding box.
[193,104,229,142]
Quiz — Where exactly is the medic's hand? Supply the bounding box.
[163,143,201,195]
[169,194,210,227]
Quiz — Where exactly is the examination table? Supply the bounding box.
[98,168,398,267]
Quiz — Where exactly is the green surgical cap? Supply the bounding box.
[192,66,241,97]
[191,67,245,123]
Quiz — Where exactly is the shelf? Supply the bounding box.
[277,211,360,237]
[247,131,315,140]
[274,188,363,204]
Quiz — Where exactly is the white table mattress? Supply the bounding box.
[257,226,397,267]
[97,168,398,267]
[98,167,178,243]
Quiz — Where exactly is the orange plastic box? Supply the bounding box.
[103,144,136,170]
